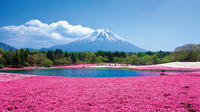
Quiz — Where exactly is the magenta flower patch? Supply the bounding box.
[0,72,200,111]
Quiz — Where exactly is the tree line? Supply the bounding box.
[0,43,200,68]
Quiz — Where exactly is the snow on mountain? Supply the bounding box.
[80,29,125,41]
[49,29,147,52]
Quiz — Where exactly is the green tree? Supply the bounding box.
[90,55,96,63]
[64,51,69,57]
[4,49,15,65]
[107,51,114,62]
[137,52,146,57]
[42,58,53,67]
[0,54,6,65]
[54,58,67,65]
[47,51,55,61]
[96,56,108,63]
[55,49,63,58]
[34,53,46,65]
[71,53,77,64]
[131,55,140,65]
[161,56,174,63]
[27,55,36,65]
[14,50,21,65]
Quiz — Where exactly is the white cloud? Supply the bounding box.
[0,19,94,48]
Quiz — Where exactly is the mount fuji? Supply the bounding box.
[49,29,146,52]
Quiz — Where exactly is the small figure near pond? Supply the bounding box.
[160,70,168,76]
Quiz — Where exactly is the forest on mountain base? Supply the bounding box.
[0,44,200,68]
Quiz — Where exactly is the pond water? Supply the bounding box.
[0,68,172,77]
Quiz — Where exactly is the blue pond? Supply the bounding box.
[0,68,163,77]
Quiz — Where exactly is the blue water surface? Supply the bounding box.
[0,68,162,77]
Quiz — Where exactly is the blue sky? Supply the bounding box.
[0,0,200,51]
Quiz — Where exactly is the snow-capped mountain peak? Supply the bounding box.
[50,28,146,52]
[96,29,109,34]
[81,29,125,41]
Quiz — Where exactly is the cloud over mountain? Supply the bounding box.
[0,19,94,48]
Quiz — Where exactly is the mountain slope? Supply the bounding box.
[0,42,16,50]
[50,29,146,52]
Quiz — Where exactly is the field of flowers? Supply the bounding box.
[131,65,200,71]
[0,73,35,82]
[0,71,200,111]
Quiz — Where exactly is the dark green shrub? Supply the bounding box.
[0,64,4,69]
[10,65,24,68]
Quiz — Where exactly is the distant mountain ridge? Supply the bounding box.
[50,29,146,52]
[0,42,16,50]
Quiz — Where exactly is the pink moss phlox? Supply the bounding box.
[133,65,200,71]
[0,72,200,111]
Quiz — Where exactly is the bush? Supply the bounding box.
[0,64,4,69]
[41,58,53,67]
[22,62,29,67]
[54,58,67,65]
[10,65,24,68]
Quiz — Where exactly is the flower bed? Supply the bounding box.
[0,72,200,111]
[0,73,35,82]
[131,65,200,71]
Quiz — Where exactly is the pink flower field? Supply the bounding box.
[108,65,200,72]
[0,73,35,82]
[131,65,200,71]
[0,72,200,112]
